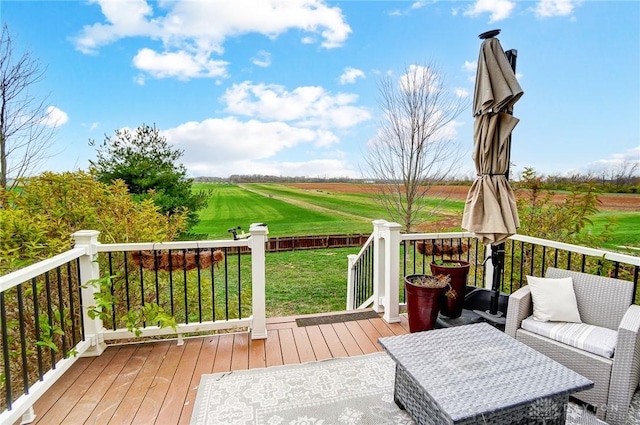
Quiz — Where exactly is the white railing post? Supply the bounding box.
[72,230,106,357]
[381,222,402,323]
[346,254,357,310]
[249,223,268,339]
[371,220,388,313]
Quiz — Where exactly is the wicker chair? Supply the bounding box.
[505,267,640,425]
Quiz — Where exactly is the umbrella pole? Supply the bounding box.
[475,243,507,326]
[488,48,517,318]
[489,242,505,315]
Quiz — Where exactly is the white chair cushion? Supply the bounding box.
[521,316,617,358]
[526,275,582,323]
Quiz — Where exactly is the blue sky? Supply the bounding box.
[3,0,639,179]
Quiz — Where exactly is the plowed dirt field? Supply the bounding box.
[288,183,639,212]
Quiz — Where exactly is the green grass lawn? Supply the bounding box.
[192,183,638,250]
[192,182,465,238]
[265,247,361,316]
[191,183,372,239]
[247,183,465,221]
[247,183,386,220]
[591,212,640,252]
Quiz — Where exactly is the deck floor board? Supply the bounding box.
[344,320,379,354]
[63,345,136,425]
[155,339,203,425]
[107,341,172,425]
[278,328,300,365]
[178,337,218,425]
[305,325,332,361]
[24,311,406,425]
[317,323,348,358]
[292,327,316,363]
[86,344,155,425]
[331,322,364,356]
[33,346,120,425]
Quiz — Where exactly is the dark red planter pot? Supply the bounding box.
[430,260,470,319]
[404,275,444,333]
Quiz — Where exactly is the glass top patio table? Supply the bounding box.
[379,322,593,424]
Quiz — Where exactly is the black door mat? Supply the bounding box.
[296,310,380,327]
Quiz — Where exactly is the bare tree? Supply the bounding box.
[610,160,639,188]
[0,24,55,193]
[362,64,469,232]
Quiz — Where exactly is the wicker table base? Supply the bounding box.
[394,363,567,424]
[379,323,592,425]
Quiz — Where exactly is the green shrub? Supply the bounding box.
[0,171,188,275]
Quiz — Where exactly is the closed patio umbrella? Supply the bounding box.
[461,29,523,319]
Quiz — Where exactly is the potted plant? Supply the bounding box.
[430,259,471,319]
[404,274,454,332]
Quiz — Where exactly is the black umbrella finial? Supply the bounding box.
[479,29,501,39]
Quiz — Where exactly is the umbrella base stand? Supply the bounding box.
[473,309,506,328]
[474,242,508,329]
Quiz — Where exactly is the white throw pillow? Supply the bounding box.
[526,276,582,323]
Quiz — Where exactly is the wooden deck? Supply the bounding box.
[26,311,410,425]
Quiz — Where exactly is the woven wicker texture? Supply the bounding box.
[379,323,592,425]
[505,268,640,425]
[608,304,640,425]
[517,330,612,407]
[394,364,569,425]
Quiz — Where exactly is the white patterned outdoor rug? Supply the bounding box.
[190,352,607,425]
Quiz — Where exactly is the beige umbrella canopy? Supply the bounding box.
[462,35,523,246]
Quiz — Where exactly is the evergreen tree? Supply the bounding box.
[90,124,207,229]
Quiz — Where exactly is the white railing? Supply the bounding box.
[0,224,269,425]
[0,235,93,425]
[510,234,640,268]
[347,220,640,324]
[95,227,268,342]
[346,233,375,310]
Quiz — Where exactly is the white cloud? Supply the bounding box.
[252,50,272,68]
[462,61,477,83]
[82,122,100,131]
[161,78,371,177]
[399,65,440,94]
[388,1,434,17]
[221,81,371,129]
[464,0,515,22]
[186,157,358,178]
[72,0,351,80]
[72,0,161,54]
[132,48,228,80]
[621,146,640,163]
[270,159,358,178]
[585,146,640,173]
[421,109,464,143]
[534,0,580,18]
[339,67,365,85]
[163,117,354,176]
[462,60,477,72]
[301,36,315,44]
[165,117,315,159]
[41,106,69,128]
[455,88,470,98]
